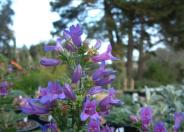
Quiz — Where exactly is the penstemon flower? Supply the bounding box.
[40,57,61,67]
[18,24,120,131]
[174,112,184,132]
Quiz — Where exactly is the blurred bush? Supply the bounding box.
[13,65,68,95]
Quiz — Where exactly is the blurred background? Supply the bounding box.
[1,0,184,94]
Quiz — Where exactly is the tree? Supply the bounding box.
[0,0,15,59]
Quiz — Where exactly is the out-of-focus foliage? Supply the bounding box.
[0,0,15,59]
[106,94,140,125]
[13,65,68,95]
[0,90,27,131]
[136,48,184,88]
[148,85,184,130]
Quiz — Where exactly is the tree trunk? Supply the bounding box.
[138,20,144,80]
[127,19,134,89]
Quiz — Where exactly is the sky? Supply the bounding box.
[12,0,60,48]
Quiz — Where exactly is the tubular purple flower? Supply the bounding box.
[88,119,101,132]
[80,99,100,121]
[94,75,116,86]
[63,83,76,100]
[99,88,121,116]
[101,125,114,132]
[40,57,60,67]
[140,106,153,131]
[0,81,9,96]
[44,38,63,52]
[20,98,50,115]
[87,86,105,95]
[92,62,116,86]
[39,82,65,104]
[72,64,82,83]
[64,24,83,47]
[154,121,167,132]
[174,112,184,132]
[91,44,118,63]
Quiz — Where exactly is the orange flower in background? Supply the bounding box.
[11,60,23,71]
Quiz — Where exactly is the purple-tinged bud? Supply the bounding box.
[80,99,100,121]
[40,57,60,67]
[94,39,101,50]
[130,115,139,123]
[154,121,167,132]
[91,44,118,63]
[63,83,76,100]
[64,42,76,52]
[88,119,100,132]
[87,86,105,95]
[72,64,82,84]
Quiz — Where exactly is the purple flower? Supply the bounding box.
[91,44,118,63]
[80,99,100,121]
[20,98,50,115]
[0,81,9,96]
[64,24,83,47]
[88,119,101,132]
[63,83,76,100]
[44,38,63,52]
[38,82,65,104]
[174,112,184,132]
[41,122,58,132]
[154,121,167,132]
[99,88,121,116]
[101,125,114,132]
[40,57,60,67]
[92,62,116,86]
[87,86,105,95]
[140,106,153,131]
[72,64,82,83]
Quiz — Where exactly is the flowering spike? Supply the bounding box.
[63,83,76,100]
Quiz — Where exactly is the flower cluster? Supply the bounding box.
[19,24,120,131]
[130,107,184,132]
